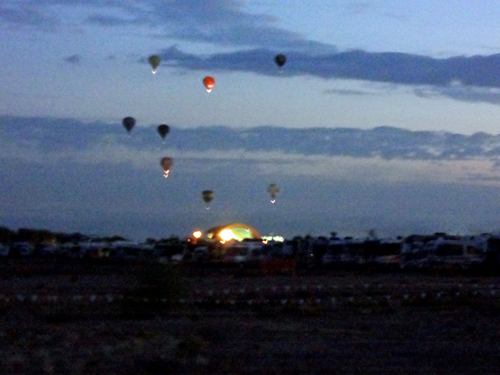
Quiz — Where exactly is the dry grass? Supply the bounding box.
[1,261,500,373]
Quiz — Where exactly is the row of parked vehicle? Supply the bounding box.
[174,233,500,274]
[2,232,500,273]
[0,239,165,261]
[319,234,500,272]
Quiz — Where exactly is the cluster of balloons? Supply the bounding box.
[199,184,279,209]
[122,117,172,176]
[122,53,286,208]
[147,53,287,91]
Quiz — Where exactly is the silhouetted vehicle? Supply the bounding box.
[365,238,403,270]
[426,238,485,272]
[0,244,9,257]
[321,238,345,268]
[10,242,34,257]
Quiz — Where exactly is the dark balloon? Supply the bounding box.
[160,157,173,171]
[275,54,286,68]
[267,183,280,203]
[267,183,280,198]
[148,55,161,72]
[202,190,214,205]
[122,117,136,133]
[157,124,170,139]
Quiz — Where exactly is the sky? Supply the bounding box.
[2,0,500,240]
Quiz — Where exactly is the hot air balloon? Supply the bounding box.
[122,117,136,134]
[160,157,173,178]
[202,190,214,209]
[157,124,170,140]
[203,76,215,93]
[267,183,279,203]
[274,54,286,71]
[148,55,161,74]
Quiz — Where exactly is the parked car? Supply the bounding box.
[366,238,403,270]
[222,243,264,267]
[321,238,345,268]
[10,242,34,257]
[0,244,9,257]
[427,238,485,271]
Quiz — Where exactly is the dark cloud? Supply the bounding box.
[86,14,134,26]
[414,84,500,104]
[324,89,378,96]
[1,1,334,51]
[64,54,81,64]
[128,0,333,51]
[0,3,59,30]
[2,116,500,239]
[158,47,500,89]
[2,116,500,162]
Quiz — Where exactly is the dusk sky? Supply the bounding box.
[2,1,500,240]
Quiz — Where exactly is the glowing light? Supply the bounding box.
[261,235,284,242]
[152,70,157,74]
[163,169,170,178]
[219,229,236,242]
[206,88,212,93]
[193,230,202,239]
[270,199,276,203]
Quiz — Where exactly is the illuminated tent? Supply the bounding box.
[206,223,260,242]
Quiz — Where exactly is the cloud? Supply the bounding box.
[4,116,500,163]
[63,54,81,64]
[3,115,500,239]
[1,0,335,52]
[323,88,378,96]
[6,1,500,107]
[0,2,59,30]
[414,81,500,104]
[125,0,333,51]
[3,116,500,186]
[157,47,500,88]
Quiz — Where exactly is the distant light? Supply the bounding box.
[193,230,202,239]
[271,199,276,204]
[163,169,170,178]
[261,235,284,242]
[152,70,157,74]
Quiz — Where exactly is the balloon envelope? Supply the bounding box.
[267,183,280,198]
[148,55,161,70]
[122,117,136,133]
[202,190,214,203]
[203,76,215,92]
[160,157,173,171]
[157,124,170,139]
[274,54,286,68]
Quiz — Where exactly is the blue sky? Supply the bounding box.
[2,1,500,240]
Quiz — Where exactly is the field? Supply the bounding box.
[1,259,500,374]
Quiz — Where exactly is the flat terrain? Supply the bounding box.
[1,259,500,374]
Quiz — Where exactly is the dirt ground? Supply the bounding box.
[1,260,500,374]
